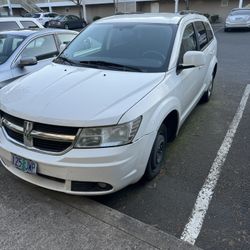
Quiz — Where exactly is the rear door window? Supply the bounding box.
[203,22,214,43]
[0,21,20,31]
[194,21,208,50]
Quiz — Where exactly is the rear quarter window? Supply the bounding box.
[0,21,20,31]
[20,21,39,29]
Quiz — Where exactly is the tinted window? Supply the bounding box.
[0,22,19,31]
[21,35,58,61]
[33,14,41,18]
[20,21,39,28]
[58,23,177,73]
[194,21,208,50]
[49,13,57,18]
[70,16,79,21]
[179,23,197,64]
[0,34,25,64]
[57,33,77,45]
[203,22,213,42]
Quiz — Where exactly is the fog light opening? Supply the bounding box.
[97,182,108,189]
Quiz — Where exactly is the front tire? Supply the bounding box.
[201,77,214,103]
[64,24,69,30]
[144,124,167,180]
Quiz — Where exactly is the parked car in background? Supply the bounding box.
[0,28,78,88]
[0,13,217,195]
[47,15,87,29]
[33,12,58,27]
[225,8,250,31]
[0,17,43,31]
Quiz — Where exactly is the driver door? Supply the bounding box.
[176,23,205,117]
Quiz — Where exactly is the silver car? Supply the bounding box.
[225,8,250,31]
[0,29,78,88]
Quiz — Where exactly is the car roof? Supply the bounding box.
[96,12,207,24]
[0,28,78,37]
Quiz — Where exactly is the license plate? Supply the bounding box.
[12,155,38,174]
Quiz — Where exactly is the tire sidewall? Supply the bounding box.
[144,124,167,180]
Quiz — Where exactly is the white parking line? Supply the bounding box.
[180,84,250,245]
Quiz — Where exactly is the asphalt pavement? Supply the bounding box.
[0,27,249,250]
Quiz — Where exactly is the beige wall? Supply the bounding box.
[159,0,250,19]
[86,4,114,22]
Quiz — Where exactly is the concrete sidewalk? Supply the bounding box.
[0,167,200,250]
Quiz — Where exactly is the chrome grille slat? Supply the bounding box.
[1,111,79,154]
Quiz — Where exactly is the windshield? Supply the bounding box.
[55,22,176,72]
[230,10,250,16]
[0,34,25,65]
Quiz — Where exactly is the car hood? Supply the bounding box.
[0,63,165,127]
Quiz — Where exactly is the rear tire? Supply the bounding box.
[144,124,167,180]
[224,28,230,32]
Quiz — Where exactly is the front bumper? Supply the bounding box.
[0,128,156,195]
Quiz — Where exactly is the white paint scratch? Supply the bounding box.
[181,84,250,245]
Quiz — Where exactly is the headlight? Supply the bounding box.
[75,116,142,148]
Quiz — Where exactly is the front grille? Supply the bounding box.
[5,126,23,143]
[1,111,79,153]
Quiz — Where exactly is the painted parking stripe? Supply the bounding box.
[181,84,250,245]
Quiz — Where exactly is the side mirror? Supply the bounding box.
[60,43,67,53]
[183,51,205,67]
[19,57,37,67]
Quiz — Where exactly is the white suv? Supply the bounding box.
[33,12,58,27]
[0,13,217,195]
[0,17,44,31]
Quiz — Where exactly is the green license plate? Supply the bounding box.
[12,155,38,174]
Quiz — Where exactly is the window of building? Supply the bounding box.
[221,0,229,7]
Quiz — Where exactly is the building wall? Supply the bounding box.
[86,4,114,22]
[159,0,250,19]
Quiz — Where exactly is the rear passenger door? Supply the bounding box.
[12,34,59,79]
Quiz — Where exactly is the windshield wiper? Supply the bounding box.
[79,60,143,72]
[54,56,75,66]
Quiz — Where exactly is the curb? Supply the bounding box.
[44,191,202,250]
